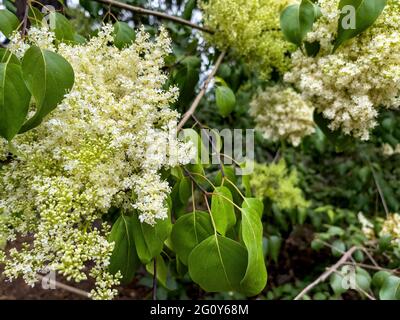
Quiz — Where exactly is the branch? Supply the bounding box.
[36,274,90,299]
[92,0,214,34]
[177,50,226,131]
[294,246,358,300]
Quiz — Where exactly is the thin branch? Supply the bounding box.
[370,164,389,216]
[36,274,90,299]
[152,259,157,300]
[177,50,226,131]
[92,0,214,34]
[294,246,358,300]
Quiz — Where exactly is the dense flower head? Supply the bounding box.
[284,0,400,140]
[250,85,315,146]
[0,25,194,299]
[249,160,309,210]
[200,0,294,79]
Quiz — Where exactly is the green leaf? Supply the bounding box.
[215,86,236,117]
[188,235,248,292]
[179,176,191,204]
[28,6,44,27]
[170,211,214,265]
[372,271,391,289]
[182,0,196,20]
[355,267,371,292]
[333,0,387,52]
[242,198,264,219]
[379,276,400,300]
[20,46,74,133]
[239,207,267,296]
[331,240,346,257]
[211,186,236,236]
[0,48,20,65]
[108,214,141,284]
[48,12,75,43]
[280,0,316,46]
[267,235,282,263]
[0,9,19,38]
[0,62,31,141]
[174,56,201,106]
[313,110,354,151]
[113,21,136,49]
[330,272,347,295]
[132,211,172,264]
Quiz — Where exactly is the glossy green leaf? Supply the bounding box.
[379,276,400,300]
[20,46,74,133]
[240,207,267,296]
[113,21,136,49]
[188,235,248,292]
[333,0,387,52]
[242,198,264,219]
[48,12,75,43]
[170,211,214,265]
[0,9,19,38]
[211,186,236,236]
[179,176,192,204]
[0,62,31,141]
[132,211,172,264]
[216,86,236,117]
[108,214,140,284]
[0,48,20,65]
[280,0,316,46]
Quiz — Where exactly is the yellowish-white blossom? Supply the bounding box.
[200,0,294,79]
[249,85,315,146]
[380,213,400,246]
[284,0,400,140]
[0,25,194,299]
[358,212,375,240]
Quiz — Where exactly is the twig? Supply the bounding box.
[92,0,214,34]
[36,274,90,299]
[370,164,389,216]
[152,259,157,300]
[177,51,226,131]
[294,246,358,300]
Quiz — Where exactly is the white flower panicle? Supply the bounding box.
[0,25,194,299]
[284,0,400,140]
[250,85,315,146]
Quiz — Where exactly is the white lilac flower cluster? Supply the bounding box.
[0,25,194,299]
[284,0,400,140]
[249,85,315,146]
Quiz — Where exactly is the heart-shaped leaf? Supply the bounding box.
[170,211,214,265]
[188,235,248,292]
